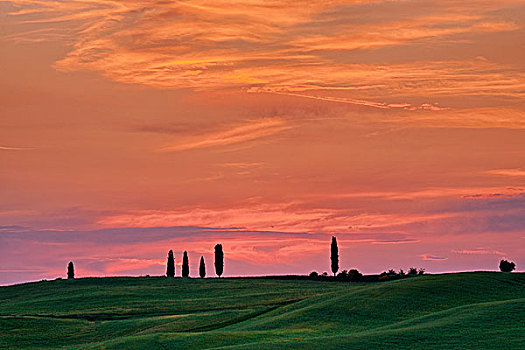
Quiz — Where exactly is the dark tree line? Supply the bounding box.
[64,240,516,280]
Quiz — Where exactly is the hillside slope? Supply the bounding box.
[0,272,523,349]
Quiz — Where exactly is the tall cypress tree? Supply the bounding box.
[67,261,75,279]
[331,236,339,276]
[166,250,175,277]
[182,251,189,277]
[199,256,206,278]
[214,244,224,278]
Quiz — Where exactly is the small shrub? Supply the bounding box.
[337,270,348,280]
[348,269,363,282]
[418,268,425,275]
[499,260,516,272]
[309,271,319,278]
[408,267,418,275]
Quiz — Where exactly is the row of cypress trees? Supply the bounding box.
[66,244,224,280]
[167,244,224,278]
[66,238,336,279]
[66,237,515,280]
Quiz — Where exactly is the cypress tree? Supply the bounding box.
[331,236,339,276]
[67,261,75,279]
[182,251,189,277]
[214,244,224,278]
[199,256,206,278]
[166,250,175,277]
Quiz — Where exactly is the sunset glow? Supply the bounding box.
[1,0,524,284]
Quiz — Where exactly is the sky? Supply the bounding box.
[1,0,524,285]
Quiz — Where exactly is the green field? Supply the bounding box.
[1,272,524,349]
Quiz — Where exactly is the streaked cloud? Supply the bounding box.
[486,169,525,177]
[97,204,458,234]
[420,255,448,261]
[4,0,524,101]
[0,145,36,151]
[158,118,290,152]
[452,248,506,255]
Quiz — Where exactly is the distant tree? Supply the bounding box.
[199,256,206,278]
[309,271,319,278]
[182,251,189,277]
[214,244,224,278]
[418,268,425,275]
[408,267,418,275]
[330,236,339,276]
[348,269,362,282]
[337,270,348,280]
[67,261,74,279]
[499,260,516,272]
[166,250,175,277]
[398,269,405,277]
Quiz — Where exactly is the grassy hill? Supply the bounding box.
[0,272,524,349]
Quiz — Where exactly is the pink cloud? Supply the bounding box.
[485,169,525,177]
[452,248,506,255]
[157,118,291,152]
[420,254,448,261]
[97,205,457,234]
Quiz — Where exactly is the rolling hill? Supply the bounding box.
[0,272,524,349]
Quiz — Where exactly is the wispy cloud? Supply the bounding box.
[420,254,448,261]
[372,239,420,245]
[0,145,36,151]
[157,118,290,152]
[486,169,525,177]
[4,0,524,101]
[452,248,506,255]
[97,203,458,234]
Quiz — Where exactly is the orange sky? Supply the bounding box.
[1,0,524,284]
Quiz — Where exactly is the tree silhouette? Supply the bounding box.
[499,259,516,272]
[166,250,175,277]
[67,261,74,279]
[182,251,189,277]
[331,236,339,276]
[199,256,206,278]
[348,269,362,282]
[214,244,224,278]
